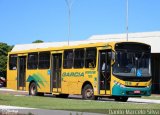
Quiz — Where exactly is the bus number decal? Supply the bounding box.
[125,81,132,86]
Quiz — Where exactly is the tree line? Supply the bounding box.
[0,40,43,78]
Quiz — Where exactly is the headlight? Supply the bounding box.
[114,80,125,88]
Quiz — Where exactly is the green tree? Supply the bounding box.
[0,42,12,78]
[32,40,44,43]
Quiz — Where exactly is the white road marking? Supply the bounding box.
[0,88,15,91]
[0,87,28,92]
[0,105,35,109]
[128,98,160,104]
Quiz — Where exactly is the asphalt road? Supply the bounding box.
[0,105,102,115]
[0,87,160,115]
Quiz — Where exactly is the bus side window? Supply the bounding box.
[38,52,50,69]
[74,49,84,68]
[85,48,97,68]
[9,55,17,70]
[63,50,73,69]
[27,53,38,69]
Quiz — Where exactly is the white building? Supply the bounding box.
[88,31,160,53]
[13,31,160,53]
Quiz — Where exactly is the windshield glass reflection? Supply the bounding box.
[113,51,151,77]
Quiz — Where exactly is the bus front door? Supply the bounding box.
[99,50,111,95]
[52,53,62,93]
[17,56,26,90]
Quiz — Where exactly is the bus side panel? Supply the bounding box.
[7,81,17,90]
[61,68,98,95]
[84,69,98,95]
[61,79,68,94]
[26,69,51,93]
[7,70,17,90]
[62,69,82,94]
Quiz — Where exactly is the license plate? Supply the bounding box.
[134,90,140,94]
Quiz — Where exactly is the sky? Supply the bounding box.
[0,0,160,45]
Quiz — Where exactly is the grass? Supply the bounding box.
[0,93,160,114]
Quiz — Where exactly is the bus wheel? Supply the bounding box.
[115,96,128,102]
[29,82,37,96]
[82,84,95,100]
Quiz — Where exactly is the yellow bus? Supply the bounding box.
[7,41,151,102]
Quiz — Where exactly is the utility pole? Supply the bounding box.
[65,0,74,46]
[126,0,129,41]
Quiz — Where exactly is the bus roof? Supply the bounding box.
[10,40,117,54]
[9,40,149,54]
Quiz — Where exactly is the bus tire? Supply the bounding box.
[115,96,128,102]
[29,82,37,96]
[82,84,96,100]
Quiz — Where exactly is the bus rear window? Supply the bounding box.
[9,55,17,70]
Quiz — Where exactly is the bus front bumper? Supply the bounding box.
[112,84,151,97]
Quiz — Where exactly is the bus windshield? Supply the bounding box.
[113,51,151,77]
